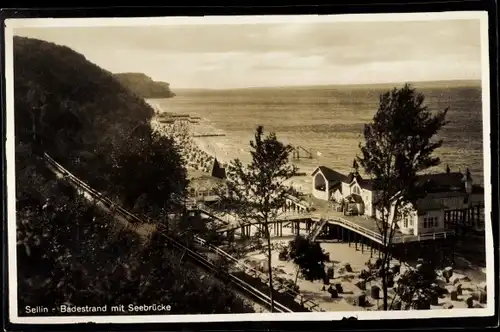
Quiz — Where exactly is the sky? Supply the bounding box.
[13,18,483,89]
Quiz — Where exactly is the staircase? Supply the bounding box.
[307,218,328,242]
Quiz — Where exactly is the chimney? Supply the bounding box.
[463,168,473,194]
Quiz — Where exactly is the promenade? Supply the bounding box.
[199,194,453,246]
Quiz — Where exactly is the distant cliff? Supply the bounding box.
[114,72,176,98]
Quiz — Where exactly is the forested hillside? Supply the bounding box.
[114,72,176,98]
[13,36,252,315]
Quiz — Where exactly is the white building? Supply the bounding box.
[311,165,484,236]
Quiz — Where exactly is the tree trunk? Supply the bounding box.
[382,249,389,310]
[265,223,275,312]
[31,111,37,143]
[294,266,300,286]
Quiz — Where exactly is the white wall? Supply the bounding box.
[400,211,419,235]
[312,172,329,201]
[417,210,445,234]
[333,189,343,202]
[361,189,373,216]
[341,182,350,198]
[350,183,361,195]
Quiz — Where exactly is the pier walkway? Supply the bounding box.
[191,203,453,245]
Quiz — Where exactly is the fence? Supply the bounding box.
[43,153,295,313]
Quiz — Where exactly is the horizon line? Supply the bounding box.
[167,78,482,91]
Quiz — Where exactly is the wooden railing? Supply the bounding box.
[43,153,296,314]
[287,211,455,245]
[192,236,324,312]
[326,215,385,244]
[308,218,328,242]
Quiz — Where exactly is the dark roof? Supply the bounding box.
[358,179,374,190]
[414,200,449,215]
[416,172,468,193]
[330,181,342,193]
[210,158,226,180]
[314,167,483,195]
[346,172,362,184]
[313,166,347,183]
[346,172,374,190]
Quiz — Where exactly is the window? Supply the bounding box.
[423,216,440,228]
[403,218,408,228]
[463,196,469,204]
[352,185,360,195]
[410,217,414,226]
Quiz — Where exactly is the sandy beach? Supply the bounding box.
[148,100,315,192]
[148,100,239,171]
[240,238,487,312]
[148,100,487,312]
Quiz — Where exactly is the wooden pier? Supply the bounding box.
[444,205,485,233]
[291,145,313,159]
[193,134,227,138]
[190,194,458,268]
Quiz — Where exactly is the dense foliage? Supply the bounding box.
[114,72,176,98]
[357,83,449,310]
[14,36,251,314]
[394,260,445,310]
[287,236,329,283]
[16,152,252,314]
[14,36,186,220]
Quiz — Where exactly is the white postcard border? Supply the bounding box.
[5,11,495,325]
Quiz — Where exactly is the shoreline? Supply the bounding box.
[148,100,314,191]
[147,100,487,309]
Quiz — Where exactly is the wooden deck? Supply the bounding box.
[195,202,452,245]
[296,194,453,244]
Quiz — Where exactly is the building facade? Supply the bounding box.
[311,165,484,236]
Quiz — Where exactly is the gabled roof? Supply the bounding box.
[312,166,347,183]
[346,172,362,184]
[210,158,226,180]
[417,172,463,186]
[313,166,483,196]
[347,172,374,190]
[416,172,477,194]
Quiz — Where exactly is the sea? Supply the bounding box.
[155,80,486,189]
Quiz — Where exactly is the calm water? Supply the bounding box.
[156,82,486,186]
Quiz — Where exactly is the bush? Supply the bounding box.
[288,236,328,282]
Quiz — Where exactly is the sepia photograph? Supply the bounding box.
[4,11,494,325]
